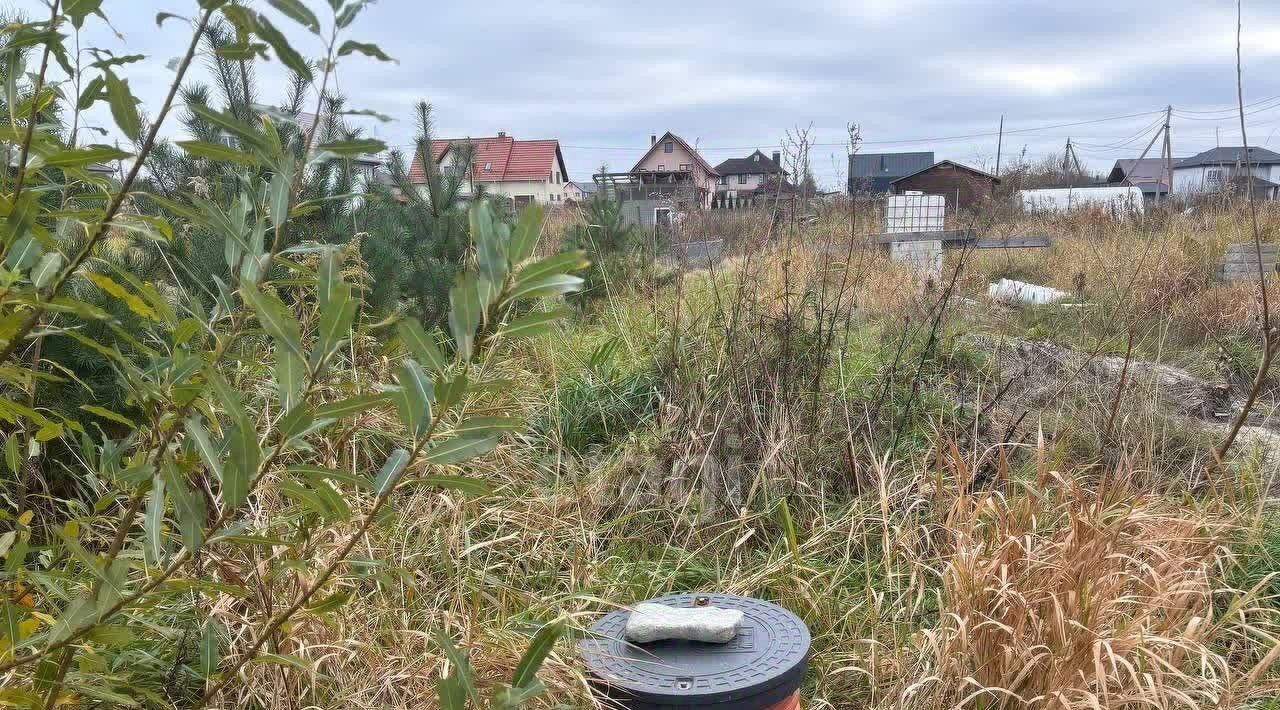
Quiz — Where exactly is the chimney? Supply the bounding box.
[772,151,781,166]
[651,134,657,146]
[497,131,506,138]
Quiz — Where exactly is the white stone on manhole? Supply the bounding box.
[623,602,744,644]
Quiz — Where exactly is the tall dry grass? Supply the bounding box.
[878,443,1280,709]
[253,437,1279,708]
[218,201,1280,708]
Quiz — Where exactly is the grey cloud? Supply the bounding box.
[53,0,1280,185]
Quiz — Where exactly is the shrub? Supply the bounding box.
[563,193,647,301]
[0,5,582,707]
[534,339,660,455]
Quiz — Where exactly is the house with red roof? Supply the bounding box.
[408,131,570,207]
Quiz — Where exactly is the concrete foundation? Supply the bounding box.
[889,239,943,279]
[1217,242,1279,283]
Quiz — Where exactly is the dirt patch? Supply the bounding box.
[969,335,1280,490]
[973,335,1234,423]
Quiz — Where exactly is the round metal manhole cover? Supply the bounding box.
[579,593,810,709]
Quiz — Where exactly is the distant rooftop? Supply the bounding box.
[715,150,785,177]
[407,134,564,184]
[849,151,935,192]
[1107,158,1173,193]
[1176,146,1280,168]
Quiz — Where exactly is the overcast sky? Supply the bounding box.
[25,0,1280,188]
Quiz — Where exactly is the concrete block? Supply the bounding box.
[890,239,943,279]
[1216,242,1280,283]
[624,602,743,644]
[1225,242,1279,254]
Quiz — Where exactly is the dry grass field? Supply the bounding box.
[219,200,1280,708]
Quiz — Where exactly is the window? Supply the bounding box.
[483,162,492,172]
[216,132,237,148]
[719,176,728,185]
[663,141,674,153]
[738,174,748,184]
[679,163,690,171]
[658,164,665,171]
[1206,168,1223,188]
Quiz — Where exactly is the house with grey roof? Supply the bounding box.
[1106,158,1172,202]
[712,150,789,208]
[714,150,787,190]
[1172,147,1280,198]
[849,151,935,194]
[563,180,597,203]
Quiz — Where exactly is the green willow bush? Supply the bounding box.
[0,2,583,707]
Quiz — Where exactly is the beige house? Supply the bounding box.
[408,132,570,207]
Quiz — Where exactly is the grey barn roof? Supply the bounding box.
[714,150,785,176]
[1108,158,1168,183]
[849,151,935,192]
[1107,158,1172,195]
[1176,146,1280,168]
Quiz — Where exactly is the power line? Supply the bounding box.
[1175,93,1280,114]
[378,101,1280,179]
[376,108,1170,153]
[1174,97,1280,121]
[1072,114,1166,150]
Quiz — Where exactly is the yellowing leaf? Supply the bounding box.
[86,272,157,321]
[80,404,136,428]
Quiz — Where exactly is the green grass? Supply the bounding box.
[531,339,660,455]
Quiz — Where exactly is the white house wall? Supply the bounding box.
[720,173,765,190]
[483,178,560,203]
[1173,163,1280,193]
[1172,166,1207,194]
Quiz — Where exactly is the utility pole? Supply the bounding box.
[1162,105,1173,203]
[1063,137,1083,184]
[1070,144,1084,180]
[995,114,1004,176]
